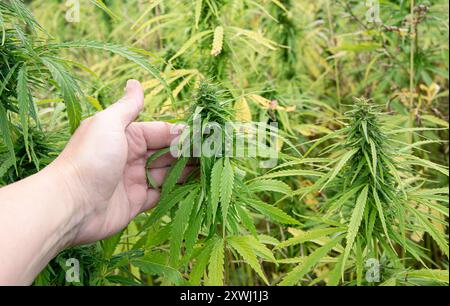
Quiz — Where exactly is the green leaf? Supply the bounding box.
[380,278,397,286]
[373,189,394,251]
[41,57,82,133]
[161,157,189,199]
[236,205,257,237]
[169,189,198,266]
[259,169,322,180]
[183,204,204,262]
[279,236,342,286]
[101,231,123,259]
[321,148,359,191]
[246,235,276,262]
[40,41,174,105]
[405,269,449,284]
[206,238,225,286]
[169,30,213,62]
[88,0,119,20]
[275,227,344,250]
[368,138,378,179]
[421,115,449,128]
[325,186,363,216]
[228,236,269,285]
[355,238,363,286]
[247,179,292,195]
[220,157,234,228]
[132,260,185,285]
[147,184,192,225]
[146,148,171,190]
[194,0,203,29]
[402,154,449,177]
[17,65,31,158]
[190,240,215,285]
[246,198,299,225]
[327,254,344,286]
[0,104,16,170]
[410,208,449,258]
[8,0,42,31]
[0,155,15,178]
[342,186,369,275]
[210,158,223,223]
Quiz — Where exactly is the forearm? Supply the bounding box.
[0,162,81,285]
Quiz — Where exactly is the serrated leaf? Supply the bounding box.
[246,235,276,262]
[220,157,234,228]
[247,179,292,195]
[132,260,185,285]
[279,236,342,286]
[410,208,449,258]
[210,158,223,223]
[206,238,225,286]
[259,169,322,180]
[17,65,31,158]
[341,186,369,275]
[40,41,174,105]
[228,236,269,285]
[88,0,119,20]
[321,148,359,191]
[41,57,82,133]
[161,157,189,199]
[169,30,213,62]
[194,0,203,29]
[146,184,192,226]
[169,189,198,266]
[146,148,171,190]
[325,186,363,216]
[275,227,344,250]
[406,269,449,284]
[246,198,299,225]
[236,205,257,237]
[190,240,215,285]
[0,104,16,170]
[421,115,449,128]
[373,189,394,251]
[368,138,377,179]
[234,97,252,122]
[184,206,205,261]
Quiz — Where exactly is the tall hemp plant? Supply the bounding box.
[275,99,448,285]
[0,0,170,178]
[144,81,299,285]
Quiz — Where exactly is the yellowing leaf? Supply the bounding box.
[234,97,252,122]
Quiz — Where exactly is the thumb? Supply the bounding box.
[107,79,144,126]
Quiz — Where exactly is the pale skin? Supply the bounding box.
[0,80,192,285]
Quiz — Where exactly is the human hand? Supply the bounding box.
[0,79,194,285]
[53,80,192,246]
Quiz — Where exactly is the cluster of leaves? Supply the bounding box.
[0,0,448,286]
[144,81,299,285]
[0,0,172,178]
[274,99,448,285]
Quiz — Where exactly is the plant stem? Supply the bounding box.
[326,0,342,113]
[409,0,415,108]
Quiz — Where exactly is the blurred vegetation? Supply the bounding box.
[1,0,448,286]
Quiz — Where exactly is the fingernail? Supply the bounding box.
[125,80,132,92]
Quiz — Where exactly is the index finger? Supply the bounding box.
[131,121,185,150]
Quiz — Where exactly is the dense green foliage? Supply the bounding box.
[1,0,448,286]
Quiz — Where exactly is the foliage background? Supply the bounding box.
[0,0,448,286]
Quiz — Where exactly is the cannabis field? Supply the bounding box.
[0,0,449,286]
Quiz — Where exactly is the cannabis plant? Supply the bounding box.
[143,81,298,285]
[275,99,448,285]
[0,0,170,175]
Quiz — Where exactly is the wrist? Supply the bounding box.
[0,161,85,284]
[43,158,90,249]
